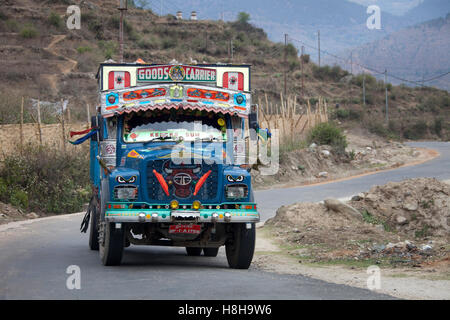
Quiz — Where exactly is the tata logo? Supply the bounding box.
[173,173,192,186]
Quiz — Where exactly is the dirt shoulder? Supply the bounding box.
[254,228,450,300]
[254,178,450,299]
[253,130,438,191]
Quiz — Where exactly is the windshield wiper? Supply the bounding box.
[194,137,223,142]
[148,136,175,142]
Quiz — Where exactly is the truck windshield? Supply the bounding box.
[123,109,227,143]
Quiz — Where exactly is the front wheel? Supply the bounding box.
[99,222,124,266]
[225,223,255,269]
[88,201,99,251]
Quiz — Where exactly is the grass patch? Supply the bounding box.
[0,145,90,214]
[415,224,431,238]
[361,210,391,231]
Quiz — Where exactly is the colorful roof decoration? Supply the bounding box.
[100,83,251,118]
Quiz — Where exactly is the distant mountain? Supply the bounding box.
[343,14,450,90]
[146,0,408,61]
[348,0,424,16]
[404,0,450,24]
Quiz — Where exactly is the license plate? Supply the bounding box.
[169,224,201,234]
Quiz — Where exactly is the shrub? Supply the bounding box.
[288,58,300,70]
[301,54,310,64]
[352,73,377,88]
[20,25,38,38]
[433,117,443,137]
[162,37,177,49]
[403,120,428,140]
[88,18,104,40]
[98,40,117,59]
[285,43,298,58]
[76,46,92,54]
[48,12,62,28]
[5,19,18,31]
[10,189,29,209]
[109,16,120,29]
[367,121,394,139]
[0,146,90,214]
[307,122,348,153]
[334,109,362,121]
[312,65,348,81]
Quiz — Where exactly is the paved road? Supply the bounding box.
[0,142,448,300]
[256,142,450,221]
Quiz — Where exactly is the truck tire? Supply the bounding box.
[225,223,255,269]
[88,202,99,251]
[203,247,219,257]
[99,222,124,266]
[186,247,202,256]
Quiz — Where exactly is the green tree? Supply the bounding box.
[237,12,250,24]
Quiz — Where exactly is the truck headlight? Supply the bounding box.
[225,184,248,199]
[114,186,138,201]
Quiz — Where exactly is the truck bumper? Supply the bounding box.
[105,208,260,223]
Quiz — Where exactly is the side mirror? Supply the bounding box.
[91,115,104,142]
[249,104,259,140]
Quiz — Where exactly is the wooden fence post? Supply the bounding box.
[37,100,42,146]
[20,97,24,153]
[67,105,71,124]
[61,99,66,152]
[86,103,91,129]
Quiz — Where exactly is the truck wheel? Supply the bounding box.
[186,247,202,256]
[225,223,255,269]
[99,222,124,266]
[203,247,219,257]
[88,203,99,251]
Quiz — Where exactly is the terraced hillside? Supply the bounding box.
[0,0,448,140]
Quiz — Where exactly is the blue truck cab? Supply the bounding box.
[85,63,260,268]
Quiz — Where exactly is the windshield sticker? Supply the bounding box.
[127,150,144,159]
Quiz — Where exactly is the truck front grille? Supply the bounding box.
[146,160,218,202]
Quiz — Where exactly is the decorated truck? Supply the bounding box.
[79,62,261,268]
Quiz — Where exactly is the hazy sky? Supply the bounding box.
[347,0,424,15]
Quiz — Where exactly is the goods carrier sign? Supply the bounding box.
[137,65,217,83]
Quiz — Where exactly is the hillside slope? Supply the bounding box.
[0,0,448,140]
[346,14,450,90]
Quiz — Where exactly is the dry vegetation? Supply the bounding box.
[0,0,448,141]
[264,178,450,271]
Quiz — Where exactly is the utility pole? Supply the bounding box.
[363,71,366,106]
[318,30,320,67]
[230,39,234,61]
[350,51,353,74]
[385,69,389,124]
[118,0,128,63]
[205,31,208,53]
[301,45,305,97]
[284,34,288,99]
[160,0,163,16]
